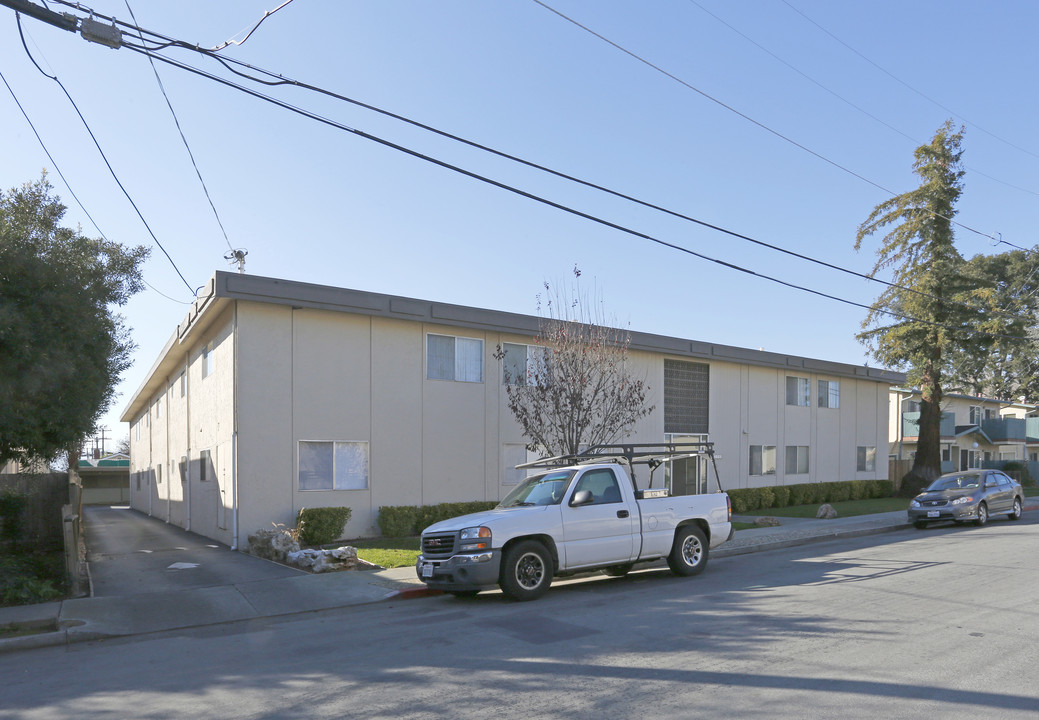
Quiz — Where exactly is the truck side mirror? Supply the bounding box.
[570,490,594,507]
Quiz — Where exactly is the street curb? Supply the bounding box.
[714,522,914,558]
[382,587,444,601]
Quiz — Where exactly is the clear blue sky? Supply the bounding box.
[2,1,1036,447]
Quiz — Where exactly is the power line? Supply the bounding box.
[531,0,1024,253]
[209,0,295,51]
[2,67,192,306]
[97,15,1023,323]
[686,0,1039,200]
[123,0,236,256]
[34,0,1023,320]
[14,13,195,295]
[1,66,105,240]
[782,0,1039,164]
[9,1,1028,337]
[112,45,1027,341]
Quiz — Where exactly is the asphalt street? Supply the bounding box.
[3,512,1038,719]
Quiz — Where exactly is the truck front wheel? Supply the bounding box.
[500,540,553,601]
[668,525,708,577]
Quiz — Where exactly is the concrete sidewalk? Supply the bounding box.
[0,502,1029,654]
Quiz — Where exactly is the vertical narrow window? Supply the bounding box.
[786,377,810,406]
[818,380,839,408]
[179,371,186,397]
[857,446,877,472]
[199,449,211,482]
[155,396,162,419]
[202,342,215,379]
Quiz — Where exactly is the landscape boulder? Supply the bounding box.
[754,516,782,527]
[816,504,838,519]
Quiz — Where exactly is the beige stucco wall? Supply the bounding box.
[128,308,236,545]
[129,294,894,548]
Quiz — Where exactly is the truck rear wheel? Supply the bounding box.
[500,540,553,601]
[668,525,708,577]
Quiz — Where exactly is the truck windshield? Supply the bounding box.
[498,470,576,508]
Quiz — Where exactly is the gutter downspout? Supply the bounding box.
[231,302,240,550]
[185,356,191,533]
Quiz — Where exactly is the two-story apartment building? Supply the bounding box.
[121,272,903,549]
[890,389,1039,473]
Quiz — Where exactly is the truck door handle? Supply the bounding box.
[617,510,629,518]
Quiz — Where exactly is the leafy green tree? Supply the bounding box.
[855,121,985,494]
[0,175,148,465]
[495,271,654,458]
[947,249,1039,401]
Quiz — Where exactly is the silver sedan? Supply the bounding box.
[908,470,1024,528]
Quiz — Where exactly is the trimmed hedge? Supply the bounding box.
[297,506,352,547]
[378,501,499,537]
[728,479,893,515]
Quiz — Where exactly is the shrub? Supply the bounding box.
[772,485,790,508]
[297,507,352,547]
[787,484,808,506]
[0,490,27,544]
[377,502,498,537]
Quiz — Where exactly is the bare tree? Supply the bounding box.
[496,271,654,457]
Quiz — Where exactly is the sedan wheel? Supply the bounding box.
[1008,497,1023,521]
[974,502,988,527]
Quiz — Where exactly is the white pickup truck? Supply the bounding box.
[416,444,733,601]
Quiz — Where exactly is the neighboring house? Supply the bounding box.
[78,453,131,505]
[121,271,904,549]
[889,389,1039,474]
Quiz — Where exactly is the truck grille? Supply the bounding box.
[422,533,457,559]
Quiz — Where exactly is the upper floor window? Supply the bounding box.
[818,380,839,408]
[968,405,983,425]
[155,396,162,419]
[427,333,483,383]
[664,359,710,434]
[786,376,810,407]
[501,342,549,386]
[202,341,215,379]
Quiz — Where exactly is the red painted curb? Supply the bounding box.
[382,587,443,600]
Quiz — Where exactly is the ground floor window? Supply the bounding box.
[750,445,776,476]
[857,446,877,472]
[785,446,809,474]
[299,441,369,491]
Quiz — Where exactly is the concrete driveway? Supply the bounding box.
[83,505,304,597]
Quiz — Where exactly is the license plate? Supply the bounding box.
[421,563,434,578]
[927,510,940,518]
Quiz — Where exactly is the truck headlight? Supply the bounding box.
[460,526,491,551]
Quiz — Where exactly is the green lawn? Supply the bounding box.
[348,536,421,569]
[751,497,908,519]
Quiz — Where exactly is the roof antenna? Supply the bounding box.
[224,248,248,273]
